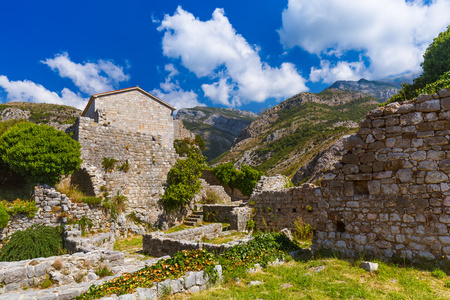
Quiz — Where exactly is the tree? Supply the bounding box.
[418,24,450,86]
[162,152,206,211]
[0,122,82,185]
[386,25,450,104]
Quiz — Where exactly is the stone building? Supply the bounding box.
[67,87,180,225]
[81,86,176,148]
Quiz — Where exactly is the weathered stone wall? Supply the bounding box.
[84,89,175,148]
[143,223,224,257]
[202,204,251,231]
[252,90,450,262]
[0,186,148,241]
[252,175,289,194]
[0,246,124,294]
[69,116,177,224]
[173,119,195,141]
[0,186,108,241]
[198,179,232,204]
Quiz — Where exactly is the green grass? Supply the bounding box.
[113,235,143,252]
[164,224,192,234]
[167,257,450,300]
[204,231,247,244]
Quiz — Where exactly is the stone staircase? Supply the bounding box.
[184,211,203,226]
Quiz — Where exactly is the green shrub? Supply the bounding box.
[431,268,447,279]
[0,122,81,185]
[4,199,38,218]
[102,158,118,172]
[41,274,52,289]
[0,225,66,261]
[293,216,313,241]
[211,163,264,196]
[82,196,102,206]
[75,216,94,236]
[246,219,255,231]
[95,266,114,278]
[174,137,203,157]
[117,162,130,172]
[0,204,9,228]
[203,189,221,204]
[195,134,205,150]
[162,152,206,211]
[385,25,450,104]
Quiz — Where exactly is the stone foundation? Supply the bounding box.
[142,223,251,257]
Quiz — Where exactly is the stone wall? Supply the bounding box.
[0,186,108,241]
[173,119,195,141]
[83,89,175,148]
[0,248,124,294]
[68,116,177,224]
[142,223,223,257]
[252,89,450,262]
[202,204,251,231]
[0,186,148,241]
[198,179,232,204]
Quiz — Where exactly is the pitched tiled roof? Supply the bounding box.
[81,86,176,116]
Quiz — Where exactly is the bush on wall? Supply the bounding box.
[211,163,264,196]
[0,122,82,185]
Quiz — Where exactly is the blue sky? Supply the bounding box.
[0,0,449,113]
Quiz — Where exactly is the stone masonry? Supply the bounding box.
[67,87,182,224]
[82,87,175,148]
[252,89,450,262]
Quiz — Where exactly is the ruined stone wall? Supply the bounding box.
[0,185,108,241]
[202,204,251,231]
[84,90,174,148]
[70,116,177,224]
[173,119,195,141]
[201,170,249,201]
[252,89,450,262]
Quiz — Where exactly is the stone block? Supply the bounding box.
[342,135,366,150]
[342,154,359,164]
[438,159,450,172]
[416,99,440,112]
[4,266,26,284]
[400,112,423,125]
[425,171,448,183]
[136,287,157,300]
[195,271,207,286]
[441,96,450,110]
[170,279,184,294]
[424,136,448,145]
[396,169,413,183]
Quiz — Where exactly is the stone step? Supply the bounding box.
[184,220,197,226]
[192,211,203,216]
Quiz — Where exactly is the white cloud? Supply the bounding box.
[158,7,308,107]
[310,60,370,84]
[279,0,450,81]
[152,64,204,110]
[42,52,130,95]
[0,75,86,109]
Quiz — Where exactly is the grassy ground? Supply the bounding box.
[166,256,450,300]
[113,235,151,261]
